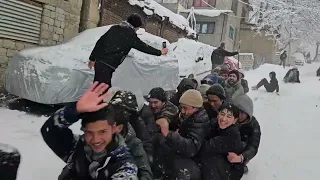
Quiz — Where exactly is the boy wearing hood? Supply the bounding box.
[155,89,209,180]
[238,69,249,93]
[41,82,138,180]
[224,70,244,100]
[283,66,301,83]
[169,78,196,107]
[228,94,261,179]
[252,71,279,95]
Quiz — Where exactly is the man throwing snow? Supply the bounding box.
[88,13,168,87]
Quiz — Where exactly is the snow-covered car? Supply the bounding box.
[172,38,241,80]
[293,53,305,66]
[4,26,179,108]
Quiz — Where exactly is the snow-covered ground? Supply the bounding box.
[1,63,320,180]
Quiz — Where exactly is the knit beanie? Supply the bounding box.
[198,84,211,96]
[206,84,226,100]
[228,69,240,81]
[148,87,167,102]
[127,13,143,28]
[179,89,203,108]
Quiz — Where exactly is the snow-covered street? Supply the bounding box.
[1,63,320,180]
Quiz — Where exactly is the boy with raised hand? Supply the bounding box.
[41,82,138,180]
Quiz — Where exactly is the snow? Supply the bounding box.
[128,0,196,36]
[2,63,320,179]
[292,53,305,61]
[179,9,232,17]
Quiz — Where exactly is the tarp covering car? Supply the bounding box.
[4,26,179,108]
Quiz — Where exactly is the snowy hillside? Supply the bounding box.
[1,63,320,179]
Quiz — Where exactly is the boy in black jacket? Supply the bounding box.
[200,102,243,180]
[41,82,138,180]
[252,71,279,95]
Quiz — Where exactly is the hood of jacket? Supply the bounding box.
[177,78,195,92]
[231,94,253,120]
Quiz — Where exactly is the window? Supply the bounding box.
[196,22,215,34]
[229,26,234,40]
[193,0,216,7]
[241,7,247,23]
[231,0,238,14]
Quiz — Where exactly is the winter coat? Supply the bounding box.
[200,119,243,180]
[241,79,249,93]
[89,22,161,70]
[284,69,300,83]
[232,95,261,163]
[165,108,209,158]
[125,124,153,180]
[170,78,196,107]
[280,52,287,61]
[202,74,225,86]
[267,72,279,92]
[0,143,21,180]
[41,104,138,180]
[224,80,244,101]
[211,47,238,65]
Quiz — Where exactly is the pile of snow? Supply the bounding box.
[180,9,232,17]
[128,0,196,36]
[172,38,215,77]
[292,53,305,61]
[2,63,320,180]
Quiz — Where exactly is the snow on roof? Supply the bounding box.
[179,9,232,17]
[128,0,196,37]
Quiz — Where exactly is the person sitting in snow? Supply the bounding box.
[204,84,227,120]
[169,78,196,107]
[201,67,225,86]
[107,90,153,180]
[0,143,21,180]
[238,69,249,93]
[252,71,280,95]
[283,66,301,83]
[87,13,168,88]
[138,87,179,174]
[229,94,261,178]
[224,70,245,101]
[199,102,243,180]
[41,82,138,180]
[154,89,208,180]
[211,42,239,70]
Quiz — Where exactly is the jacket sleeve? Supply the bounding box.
[297,71,301,83]
[276,83,279,93]
[284,69,291,80]
[157,104,179,123]
[126,136,153,180]
[111,161,138,180]
[131,34,162,56]
[165,124,206,157]
[40,103,80,162]
[89,33,106,61]
[242,119,261,163]
[232,86,244,99]
[221,49,238,57]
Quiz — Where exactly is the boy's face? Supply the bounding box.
[217,108,237,129]
[149,98,165,114]
[207,94,223,111]
[84,120,116,153]
[220,73,228,80]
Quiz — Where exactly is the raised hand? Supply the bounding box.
[76,82,111,113]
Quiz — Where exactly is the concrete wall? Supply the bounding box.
[239,25,277,65]
[0,0,100,90]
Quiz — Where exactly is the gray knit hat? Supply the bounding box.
[206,84,226,100]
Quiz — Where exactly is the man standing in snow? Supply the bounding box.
[211,42,238,70]
[279,51,287,68]
[88,13,168,87]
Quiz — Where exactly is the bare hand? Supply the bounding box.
[76,82,111,113]
[161,48,168,55]
[156,118,169,136]
[228,152,242,163]
[88,60,95,69]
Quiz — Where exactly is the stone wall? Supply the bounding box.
[0,0,86,91]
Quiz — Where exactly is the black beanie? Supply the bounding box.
[148,87,167,102]
[127,13,143,28]
[228,69,240,81]
[206,84,226,100]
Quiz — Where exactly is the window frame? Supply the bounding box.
[193,0,216,8]
[229,25,235,40]
[196,22,215,34]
